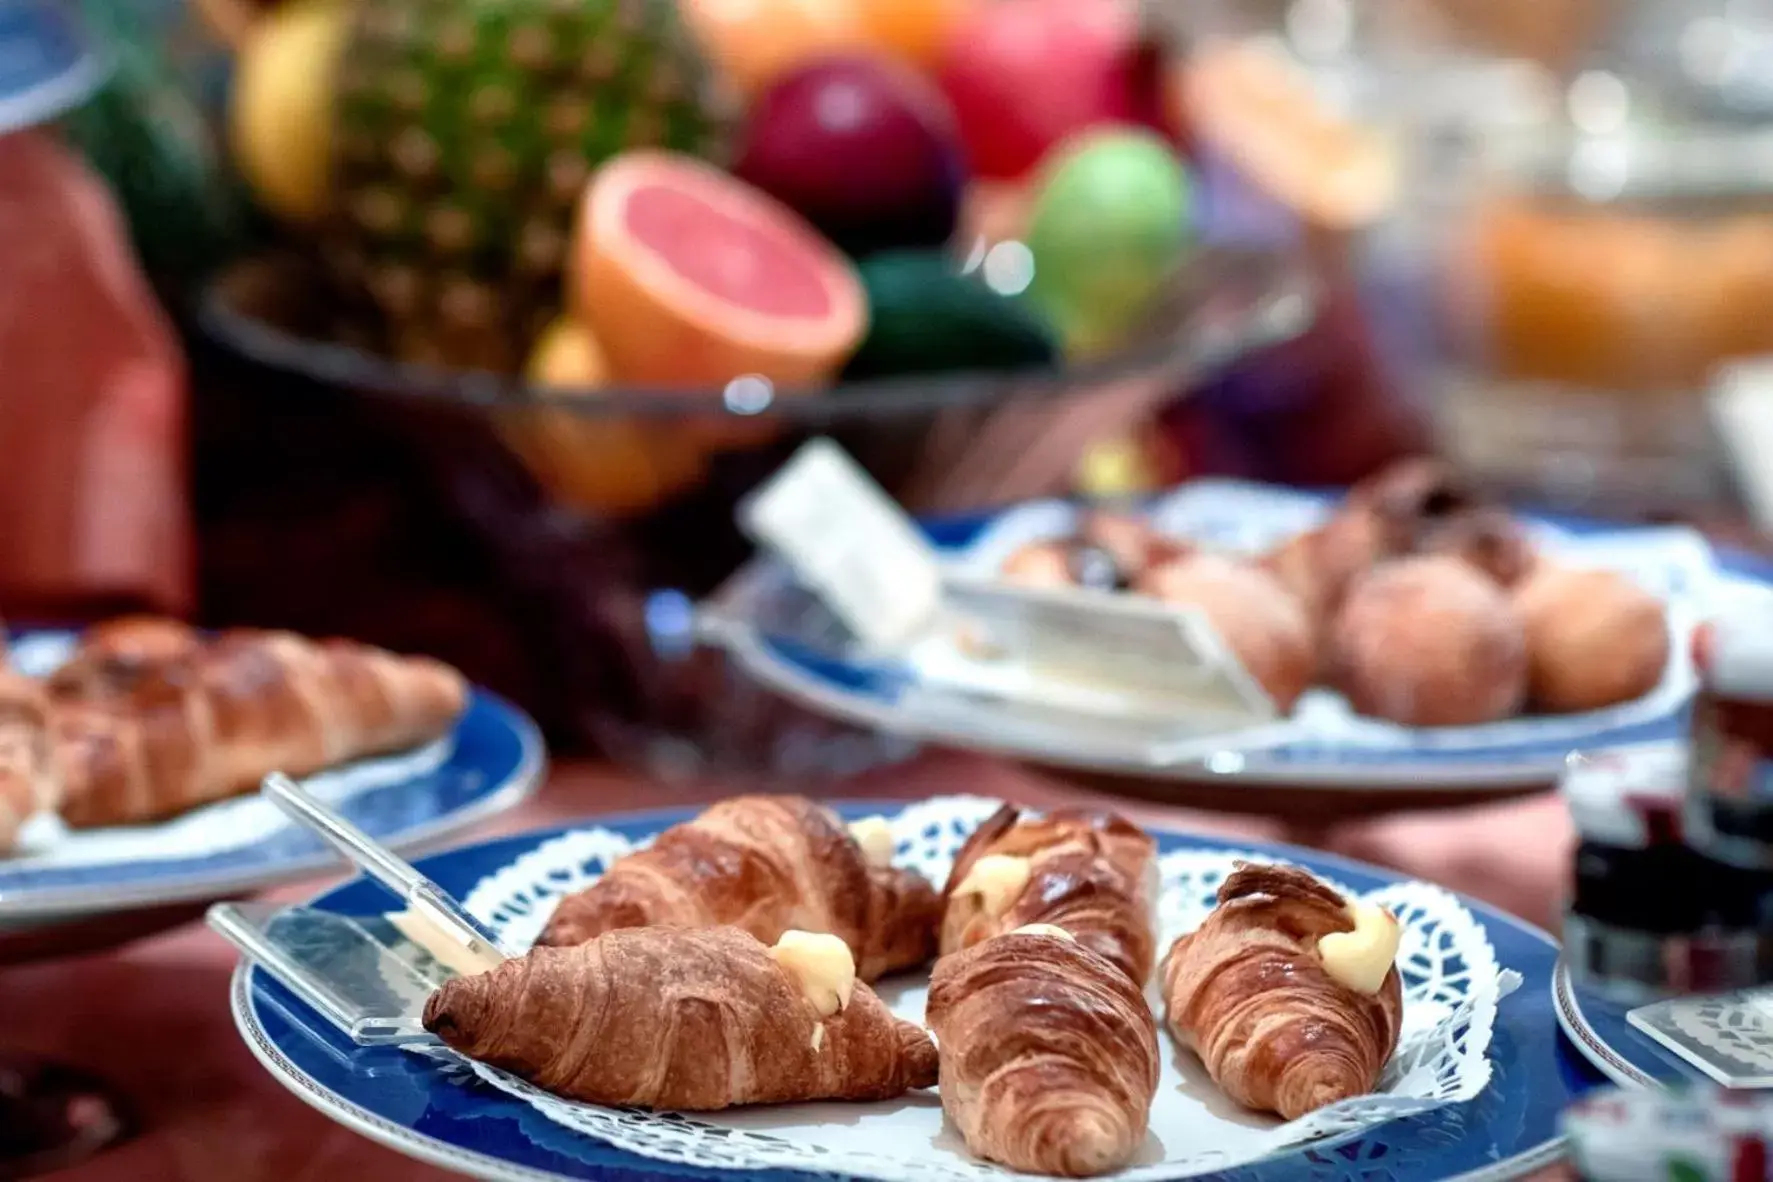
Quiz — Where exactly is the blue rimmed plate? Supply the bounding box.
[704,481,1773,792]
[1551,960,1707,1090]
[0,0,108,135]
[0,631,544,920]
[231,803,1587,1182]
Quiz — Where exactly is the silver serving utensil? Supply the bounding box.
[206,772,513,1044]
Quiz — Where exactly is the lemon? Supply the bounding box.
[230,0,349,225]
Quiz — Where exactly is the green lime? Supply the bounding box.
[1023,128,1193,356]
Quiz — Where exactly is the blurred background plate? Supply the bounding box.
[702,489,1773,812]
[0,630,543,922]
[1552,960,1697,1090]
[0,0,107,135]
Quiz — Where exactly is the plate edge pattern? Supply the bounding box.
[0,698,547,919]
[232,965,569,1182]
[1551,960,1662,1090]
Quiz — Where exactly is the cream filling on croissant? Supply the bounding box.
[1316,900,1400,994]
[847,816,897,868]
[770,930,857,1019]
[1010,923,1075,942]
[954,854,1032,918]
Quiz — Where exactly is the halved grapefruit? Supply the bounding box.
[1181,42,1396,232]
[571,151,869,393]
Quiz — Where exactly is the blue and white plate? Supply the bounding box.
[0,631,544,920]
[1552,961,1700,1090]
[705,480,1773,791]
[0,0,107,135]
[232,802,1587,1182]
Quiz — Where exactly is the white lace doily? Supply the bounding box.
[437,796,1516,1182]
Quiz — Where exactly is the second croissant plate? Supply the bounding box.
[703,480,1765,795]
[0,631,544,920]
[231,798,1582,1182]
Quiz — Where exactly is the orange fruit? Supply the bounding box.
[503,318,709,517]
[685,0,867,97]
[852,0,973,69]
[571,151,868,391]
[1182,42,1395,231]
[526,315,610,388]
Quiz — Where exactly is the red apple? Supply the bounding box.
[734,57,965,257]
[937,0,1165,181]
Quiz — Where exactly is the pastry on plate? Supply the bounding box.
[942,805,1157,983]
[1419,506,1537,589]
[424,925,937,1110]
[537,795,941,981]
[1161,863,1402,1120]
[1000,513,1191,594]
[1261,458,1527,628]
[46,616,204,696]
[0,674,56,851]
[927,925,1159,1177]
[1134,553,1316,712]
[1328,556,1528,727]
[1511,563,1669,713]
[51,628,469,828]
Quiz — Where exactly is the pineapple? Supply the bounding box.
[237,0,734,372]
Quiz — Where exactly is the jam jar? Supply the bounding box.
[1562,744,1773,1001]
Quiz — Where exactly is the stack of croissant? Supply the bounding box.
[0,616,468,851]
[999,458,1673,726]
[423,796,1407,1178]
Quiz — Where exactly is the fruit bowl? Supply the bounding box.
[191,242,1312,770]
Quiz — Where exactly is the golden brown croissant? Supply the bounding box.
[45,616,204,698]
[926,927,1159,1177]
[51,627,468,828]
[537,795,940,982]
[1161,863,1403,1120]
[941,805,1157,983]
[424,925,938,1110]
[0,674,57,851]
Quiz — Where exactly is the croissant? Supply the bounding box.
[1161,863,1403,1120]
[537,795,940,982]
[51,628,468,828]
[926,927,1159,1177]
[941,805,1157,982]
[0,674,58,852]
[424,925,938,1109]
[46,616,204,698]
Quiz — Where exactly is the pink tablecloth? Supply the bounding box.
[26,753,1575,1181]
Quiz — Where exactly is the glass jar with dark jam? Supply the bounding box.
[1563,745,1773,1000]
